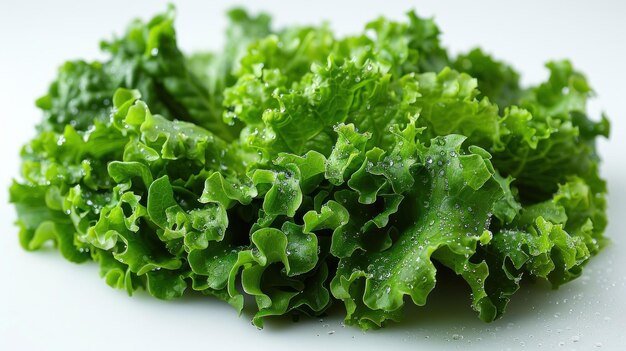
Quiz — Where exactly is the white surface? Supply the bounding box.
[1,1,625,350]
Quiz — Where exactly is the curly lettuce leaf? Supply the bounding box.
[10,6,610,331]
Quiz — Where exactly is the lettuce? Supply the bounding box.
[10,5,609,330]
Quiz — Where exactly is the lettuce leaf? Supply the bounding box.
[10,6,609,330]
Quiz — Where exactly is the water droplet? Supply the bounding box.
[571,335,580,342]
[452,334,463,340]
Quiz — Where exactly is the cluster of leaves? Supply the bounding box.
[11,6,609,329]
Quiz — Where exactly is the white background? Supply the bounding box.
[1,1,625,350]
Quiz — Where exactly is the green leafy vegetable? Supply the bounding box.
[10,5,609,330]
